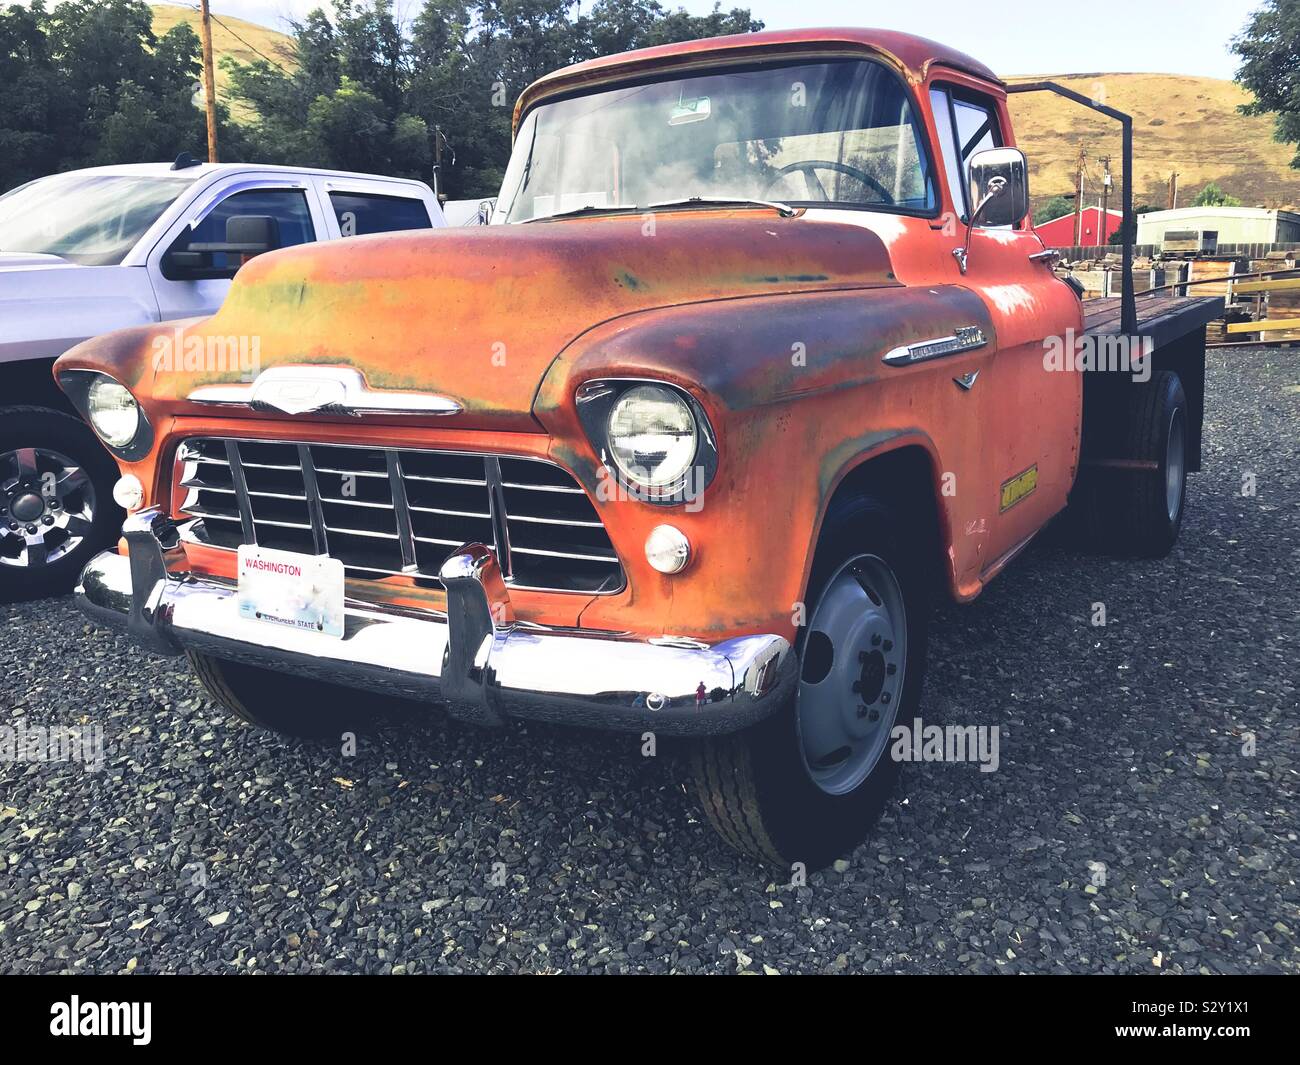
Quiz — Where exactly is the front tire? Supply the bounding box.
[0,406,122,602]
[689,497,930,869]
[188,651,378,739]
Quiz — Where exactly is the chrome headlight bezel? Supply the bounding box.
[576,379,718,505]
[57,370,154,461]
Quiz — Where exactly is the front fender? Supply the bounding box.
[533,285,993,640]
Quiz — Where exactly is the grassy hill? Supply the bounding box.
[151,2,295,107]
[151,6,1297,210]
[1004,73,1297,213]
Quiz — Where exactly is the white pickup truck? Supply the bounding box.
[0,158,443,599]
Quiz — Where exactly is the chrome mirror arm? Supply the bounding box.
[952,176,1008,276]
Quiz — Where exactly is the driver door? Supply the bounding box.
[147,178,326,323]
[929,80,1082,571]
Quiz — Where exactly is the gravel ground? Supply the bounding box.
[1,348,1296,974]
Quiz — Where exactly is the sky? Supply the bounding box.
[196,0,1265,81]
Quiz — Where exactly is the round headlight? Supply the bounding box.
[87,378,140,448]
[606,384,697,491]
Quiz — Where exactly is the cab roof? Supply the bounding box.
[30,162,432,187]
[515,26,1000,131]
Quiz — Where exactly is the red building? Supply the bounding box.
[1034,205,1124,248]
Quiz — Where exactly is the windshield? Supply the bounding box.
[0,172,196,265]
[497,58,936,223]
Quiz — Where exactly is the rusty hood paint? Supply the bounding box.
[63,211,900,432]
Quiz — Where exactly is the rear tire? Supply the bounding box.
[689,496,930,870]
[188,651,381,739]
[1072,370,1188,558]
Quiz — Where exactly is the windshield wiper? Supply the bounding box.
[524,203,640,223]
[646,196,796,217]
[525,196,797,223]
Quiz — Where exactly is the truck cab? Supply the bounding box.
[58,29,1220,868]
[0,160,443,599]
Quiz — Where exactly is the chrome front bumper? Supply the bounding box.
[74,509,795,735]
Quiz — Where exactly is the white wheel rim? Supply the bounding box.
[796,553,907,796]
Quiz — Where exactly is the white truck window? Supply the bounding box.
[329,192,433,236]
[0,172,196,266]
[188,188,316,272]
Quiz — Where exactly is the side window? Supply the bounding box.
[188,188,315,271]
[930,86,1004,220]
[329,192,433,236]
[930,88,965,220]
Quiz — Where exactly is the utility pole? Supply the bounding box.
[198,0,219,163]
[1167,171,1179,210]
[1072,146,1087,246]
[1099,155,1112,244]
[433,125,442,203]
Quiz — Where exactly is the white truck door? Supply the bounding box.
[146,175,330,322]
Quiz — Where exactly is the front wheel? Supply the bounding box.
[0,406,123,602]
[189,651,384,738]
[689,497,930,869]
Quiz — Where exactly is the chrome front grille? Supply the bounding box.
[175,438,624,594]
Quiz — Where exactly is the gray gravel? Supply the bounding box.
[1,348,1296,974]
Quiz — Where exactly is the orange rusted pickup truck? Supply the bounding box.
[58,27,1222,867]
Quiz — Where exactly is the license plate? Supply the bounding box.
[237,546,344,638]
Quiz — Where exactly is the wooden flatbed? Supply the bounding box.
[1083,293,1225,348]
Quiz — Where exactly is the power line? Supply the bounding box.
[183,3,292,74]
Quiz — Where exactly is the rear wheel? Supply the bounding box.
[188,651,381,739]
[0,406,122,602]
[1072,370,1188,558]
[689,497,930,869]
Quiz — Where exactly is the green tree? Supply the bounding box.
[1033,195,1075,225]
[224,0,762,200]
[1191,181,1242,207]
[0,0,244,191]
[1108,204,1158,244]
[1233,0,1300,168]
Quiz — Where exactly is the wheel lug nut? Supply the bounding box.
[871,634,881,647]
[868,708,880,722]
[886,663,897,676]
[856,705,868,718]
[882,640,893,652]
[25,524,37,534]
[880,692,891,704]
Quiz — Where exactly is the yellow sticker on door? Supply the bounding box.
[1000,464,1038,512]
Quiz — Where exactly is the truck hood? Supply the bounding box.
[134,210,899,431]
[0,259,158,363]
[0,251,75,271]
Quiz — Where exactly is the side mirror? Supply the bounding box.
[222,214,280,255]
[476,198,496,226]
[162,215,281,281]
[953,147,1029,274]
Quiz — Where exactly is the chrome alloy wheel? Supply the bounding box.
[796,553,908,796]
[0,448,97,569]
